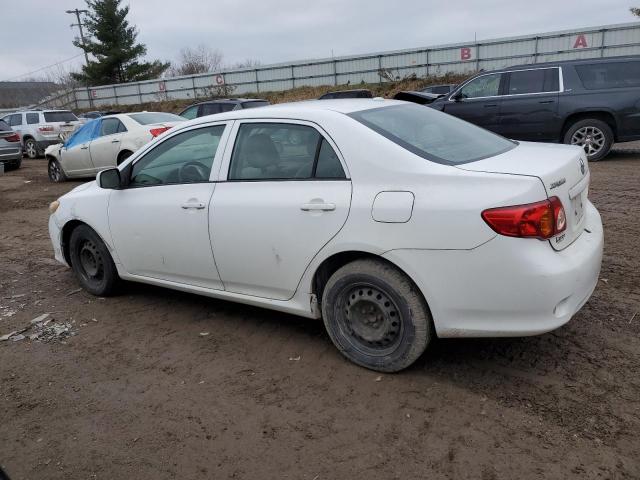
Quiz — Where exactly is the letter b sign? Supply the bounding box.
[461,47,472,61]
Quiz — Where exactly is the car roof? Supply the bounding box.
[189,98,268,106]
[181,98,403,124]
[493,54,640,72]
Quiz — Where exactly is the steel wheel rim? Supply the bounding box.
[78,240,104,282]
[26,141,36,158]
[571,126,605,157]
[338,282,404,356]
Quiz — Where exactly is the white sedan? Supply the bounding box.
[47,100,603,372]
[45,112,185,182]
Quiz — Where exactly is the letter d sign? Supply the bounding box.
[461,47,472,60]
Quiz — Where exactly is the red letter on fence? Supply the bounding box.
[461,47,472,60]
[573,35,588,49]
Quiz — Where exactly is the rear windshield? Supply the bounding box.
[242,101,270,109]
[349,104,516,165]
[128,112,184,125]
[575,61,640,90]
[43,111,78,123]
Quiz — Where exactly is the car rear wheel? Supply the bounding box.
[564,119,613,162]
[48,159,67,182]
[321,258,432,372]
[69,225,120,296]
[24,138,38,159]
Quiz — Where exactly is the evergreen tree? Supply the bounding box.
[71,0,169,85]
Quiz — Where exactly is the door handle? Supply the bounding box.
[181,201,206,210]
[484,104,498,108]
[111,139,120,143]
[538,100,555,104]
[301,202,336,212]
[80,145,88,150]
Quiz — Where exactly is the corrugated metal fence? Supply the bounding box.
[37,21,640,110]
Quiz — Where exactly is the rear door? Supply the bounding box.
[498,67,561,141]
[89,117,127,170]
[210,120,352,300]
[443,73,505,131]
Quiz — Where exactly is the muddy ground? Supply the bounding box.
[0,149,639,480]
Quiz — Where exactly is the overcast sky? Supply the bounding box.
[0,0,634,81]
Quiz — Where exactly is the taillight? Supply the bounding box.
[5,132,20,142]
[150,126,171,137]
[38,125,54,132]
[481,197,567,240]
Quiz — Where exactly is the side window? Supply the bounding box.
[219,103,236,113]
[200,103,221,116]
[229,123,321,180]
[10,114,23,127]
[507,68,558,95]
[180,105,198,120]
[575,61,640,89]
[315,139,345,178]
[100,118,123,136]
[130,125,225,187]
[460,73,502,99]
[117,120,127,133]
[26,113,39,124]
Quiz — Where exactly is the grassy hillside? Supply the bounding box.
[85,72,472,114]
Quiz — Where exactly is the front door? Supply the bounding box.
[210,120,352,300]
[89,117,127,171]
[108,123,230,289]
[442,72,505,132]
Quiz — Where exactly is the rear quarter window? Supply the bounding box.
[575,61,640,89]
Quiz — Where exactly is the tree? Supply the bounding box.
[168,45,224,77]
[631,7,640,16]
[71,0,169,85]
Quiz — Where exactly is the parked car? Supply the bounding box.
[0,119,22,171]
[48,99,603,372]
[1,109,80,159]
[318,89,373,100]
[393,90,441,105]
[420,84,457,95]
[178,98,270,120]
[45,112,184,182]
[77,111,122,124]
[429,56,640,161]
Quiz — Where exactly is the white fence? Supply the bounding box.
[36,21,640,110]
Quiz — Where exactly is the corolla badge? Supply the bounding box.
[579,157,586,175]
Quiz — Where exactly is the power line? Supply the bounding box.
[1,53,85,82]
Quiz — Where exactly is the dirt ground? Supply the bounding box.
[1,147,639,480]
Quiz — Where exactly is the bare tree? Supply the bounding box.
[631,7,640,16]
[230,58,262,69]
[169,45,224,76]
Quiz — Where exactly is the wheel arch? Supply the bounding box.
[310,250,430,311]
[60,219,114,267]
[560,110,618,142]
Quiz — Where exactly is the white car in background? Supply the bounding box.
[47,100,603,372]
[45,112,185,182]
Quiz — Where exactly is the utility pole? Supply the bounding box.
[66,8,93,108]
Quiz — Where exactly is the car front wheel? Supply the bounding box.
[48,159,67,182]
[321,258,432,372]
[69,225,120,296]
[564,119,614,162]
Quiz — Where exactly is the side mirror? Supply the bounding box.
[97,168,121,189]
[451,91,463,102]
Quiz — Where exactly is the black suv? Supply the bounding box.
[178,98,269,120]
[429,56,640,161]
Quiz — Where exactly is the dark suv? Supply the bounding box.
[178,98,269,120]
[429,56,640,161]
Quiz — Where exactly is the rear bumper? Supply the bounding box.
[0,148,22,163]
[383,200,603,338]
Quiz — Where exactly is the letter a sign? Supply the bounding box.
[573,34,588,49]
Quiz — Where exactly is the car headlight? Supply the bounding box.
[49,200,60,214]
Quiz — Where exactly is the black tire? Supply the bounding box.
[3,158,21,171]
[24,138,38,159]
[563,118,614,162]
[48,158,67,182]
[69,225,120,296]
[117,150,133,165]
[321,258,432,372]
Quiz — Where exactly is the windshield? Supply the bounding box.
[128,112,184,125]
[44,111,78,123]
[349,104,516,165]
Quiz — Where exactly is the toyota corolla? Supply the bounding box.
[48,100,603,372]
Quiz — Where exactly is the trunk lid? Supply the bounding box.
[458,141,589,250]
